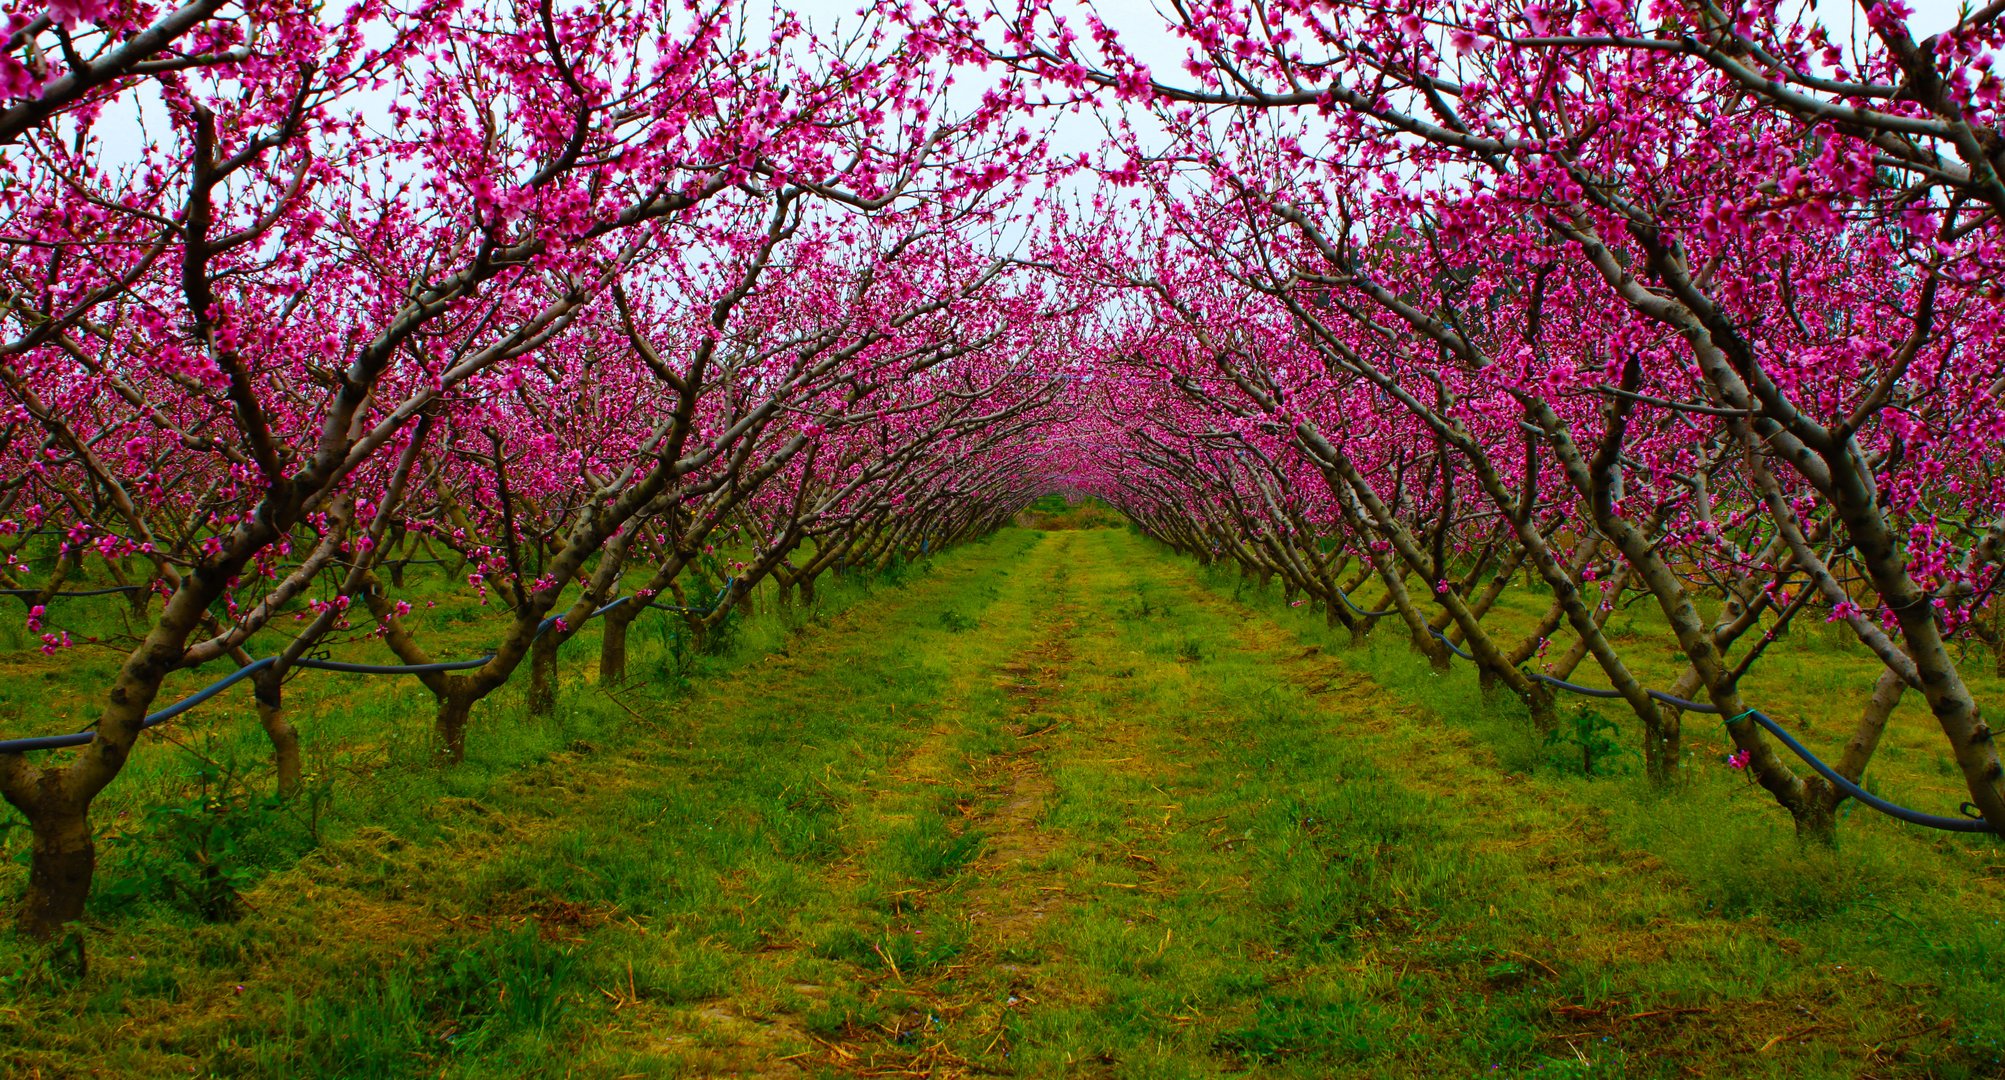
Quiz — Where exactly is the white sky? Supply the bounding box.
[83,0,1987,205]
[780,0,1981,162]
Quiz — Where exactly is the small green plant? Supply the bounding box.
[1482,959,1528,985]
[885,813,982,880]
[1542,706,1634,778]
[936,609,979,632]
[268,922,578,1074]
[1119,585,1159,620]
[699,607,741,656]
[1213,994,1380,1065]
[0,930,88,991]
[1176,637,1205,663]
[644,612,697,692]
[96,751,329,921]
[815,925,963,975]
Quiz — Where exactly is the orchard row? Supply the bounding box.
[5,0,2004,936]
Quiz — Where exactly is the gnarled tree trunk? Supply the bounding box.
[252,667,302,798]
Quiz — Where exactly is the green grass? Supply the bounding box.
[1329,552,2005,816]
[1,527,2000,1076]
[1015,494,1128,531]
[1201,546,2005,1076]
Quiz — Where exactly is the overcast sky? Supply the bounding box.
[779,0,1985,168]
[85,0,1994,202]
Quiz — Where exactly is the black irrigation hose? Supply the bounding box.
[0,580,735,755]
[17,562,1992,835]
[1327,579,1996,834]
[0,561,447,605]
[1,586,145,599]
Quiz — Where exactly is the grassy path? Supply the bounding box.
[4,528,1996,1078]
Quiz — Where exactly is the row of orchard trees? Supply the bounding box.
[932,0,2005,842]
[10,0,2005,937]
[0,0,1083,937]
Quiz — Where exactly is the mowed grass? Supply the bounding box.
[0,536,981,1076]
[1333,549,2005,822]
[0,525,2000,1077]
[0,536,831,821]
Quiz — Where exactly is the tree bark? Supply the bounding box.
[599,607,633,685]
[436,689,476,763]
[7,786,94,940]
[527,631,559,716]
[1810,667,1907,829]
[252,668,302,797]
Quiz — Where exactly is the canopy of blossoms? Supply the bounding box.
[3,0,2003,934]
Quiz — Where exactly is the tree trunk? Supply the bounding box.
[527,632,559,716]
[1422,635,1452,672]
[436,689,476,762]
[252,669,302,798]
[600,608,633,685]
[1794,789,1839,845]
[1648,705,1682,788]
[1526,687,1556,731]
[1807,666,1907,835]
[17,795,93,940]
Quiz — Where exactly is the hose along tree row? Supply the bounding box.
[0,0,1089,937]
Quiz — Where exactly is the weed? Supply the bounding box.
[1117,584,1159,621]
[878,557,911,588]
[0,931,87,993]
[94,750,331,922]
[699,607,742,657]
[883,812,981,880]
[1013,495,1127,531]
[260,922,579,1076]
[1214,993,1389,1065]
[936,609,979,633]
[1542,706,1636,778]
[644,611,697,692]
[815,926,962,974]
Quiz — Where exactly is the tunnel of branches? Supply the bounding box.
[2,0,2004,939]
